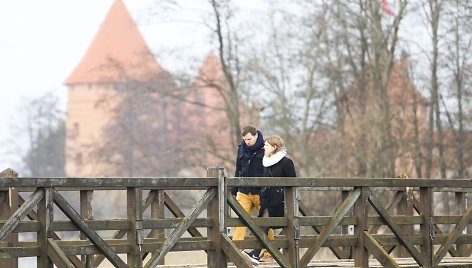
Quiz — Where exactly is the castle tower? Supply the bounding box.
[64,0,164,176]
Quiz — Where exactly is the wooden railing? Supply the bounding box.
[1,167,472,268]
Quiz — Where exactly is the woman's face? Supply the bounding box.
[263,141,276,156]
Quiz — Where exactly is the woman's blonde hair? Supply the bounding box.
[265,135,284,152]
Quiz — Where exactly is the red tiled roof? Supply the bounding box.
[65,0,162,85]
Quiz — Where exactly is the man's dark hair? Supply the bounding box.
[241,125,257,136]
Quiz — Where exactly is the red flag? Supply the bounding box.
[382,0,395,16]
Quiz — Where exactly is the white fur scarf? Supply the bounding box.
[263,148,287,167]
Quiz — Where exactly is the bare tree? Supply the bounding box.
[21,92,65,176]
[90,68,187,177]
[440,0,472,179]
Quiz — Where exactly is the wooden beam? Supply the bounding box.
[164,192,204,238]
[51,189,127,268]
[145,188,216,268]
[369,191,403,234]
[38,188,53,268]
[300,188,361,268]
[207,166,226,268]
[0,168,18,268]
[127,188,143,268]
[285,186,299,267]
[0,177,218,189]
[412,195,460,257]
[94,190,177,267]
[354,187,368,268]
[47,238,75,268]
[0,188,44,241]
[433,200,472,265]
[455,192,468,256]
[148,190,165,264]
[420,187,433,267]
[79,190,93,267]
[220,233,252,268]
[227,193,291,268]
[18,195,85,268]
[4,176,472,189]
[368,189,424,266]
[94,188,158,267]
[364,231,400,268]
[298,201,345,258]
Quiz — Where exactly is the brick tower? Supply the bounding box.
[64,0,165,176]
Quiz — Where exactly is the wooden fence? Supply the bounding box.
[1,167,472,268]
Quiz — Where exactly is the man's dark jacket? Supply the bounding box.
[232,144,264,196]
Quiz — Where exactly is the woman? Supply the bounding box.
[244,135,297,264]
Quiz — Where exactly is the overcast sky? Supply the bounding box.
[0,0,223,170]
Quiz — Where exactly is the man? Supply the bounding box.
[232,125,274,262]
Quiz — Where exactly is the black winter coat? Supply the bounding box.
[231,145,265,195]
[259,156,296,218]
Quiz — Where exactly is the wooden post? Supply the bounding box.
[80,190,93,267]
[405,187,414,256]
[207,165,227,268]
[397,187,410,257]
[285,186,299,267]
[455,191,467,256]
[150,189,165,265]
[37,188,53,268]
[354,187,368,268]
[420,187,433,267]
[341,190,353,259]
[0,168,19,268]
[127,187,143,268]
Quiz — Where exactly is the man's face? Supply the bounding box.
[242,132,258,147]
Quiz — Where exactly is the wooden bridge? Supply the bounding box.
[1,166,472,268]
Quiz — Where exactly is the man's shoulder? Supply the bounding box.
[236,144,244,159]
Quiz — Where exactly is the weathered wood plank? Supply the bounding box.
[51,189,127,268]
[3,177,472,189]
[145,188,216,268]
[38,188,53,268]
[228,192,291,268]
[79,190,93,268]
[368,189,424,266]
[298,201,345,258]
[410,195,460,257]
[300,188,361,268]
[164,192,204,237]
[433,199,472,265]
[7,233,463,257]
[207,166,226,268]
[148,190,165,265]
[364,231,400,268]
[285,186,299,267]
[0,177,217,189]
[220,233,252,268]
[127,188,143,268]
[455,192,468,256]
[369,191,403,234]
[0,188,43,241]
[0,168,19,268]
[226,177,472,188]
[354,187,368,268]
[47,238,75,268]
[17,194,84,267]
[420,187,433,267]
